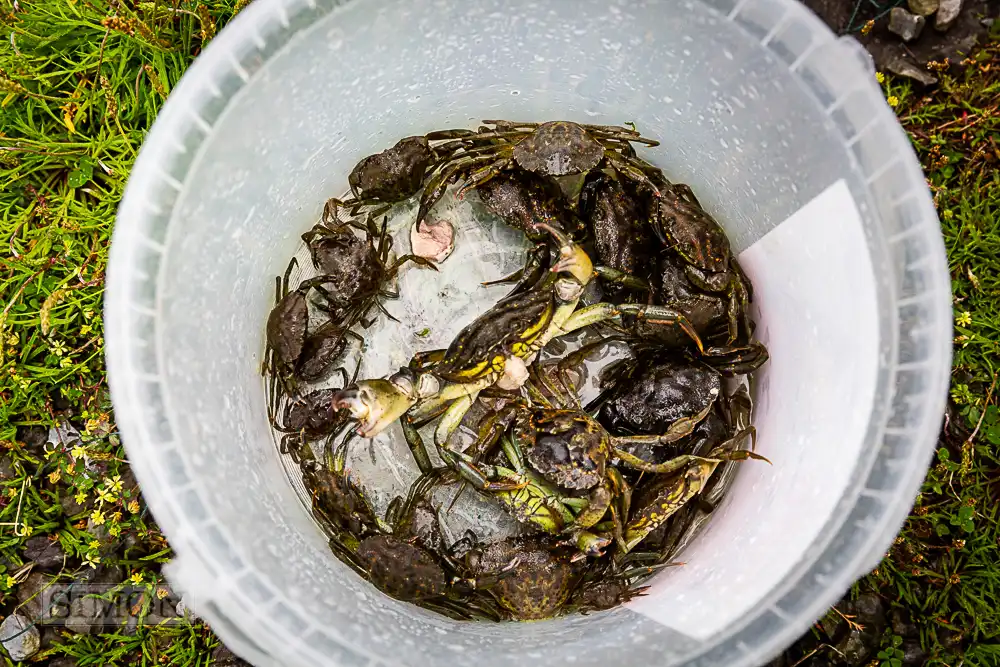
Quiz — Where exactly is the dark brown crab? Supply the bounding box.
[579,170,656,299]
[303,211,434,327]
[652,182,754,345]
[473,169,578,295]
[263,258,310,382]
[330,129,485,215]
[414,120,662,230]
[595,355,724,441]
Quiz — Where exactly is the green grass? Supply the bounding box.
[0,2,997,664]
[859,49,1000,666]
[1,0,239,663]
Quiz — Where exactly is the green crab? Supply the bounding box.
[435,364,758,559]
[415,120,663,230]
[332,224,597,453]
[454,534,584,621]
[652,181,754,345]
[618,383,766,554]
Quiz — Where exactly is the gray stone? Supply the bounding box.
[852,593,885,628]
[935,0,963,30]
[48,658,78,667]
[0,455,15,481]
[15,425,49,450]
[908,0,939,15]
[38,627,60,652]
[46,423,82,452]
[24,535,66,569]
[891,608,918,637]
[175,596,201,622]
[902,640,927,664]
[834,629,875,666]
[889,7,927,41]
[817,610,842,639]
[886,56,939,86]
[60,492,88,517]
[65,594,107,634]
[16,572,57,621]
[0,613,40,661]
[212,644,253,666]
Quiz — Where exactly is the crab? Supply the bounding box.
[455,535,583,621]
[329,129,486,215]
[262,258,311,382]
[618,383,766,554]
[578,170,655,300]
[652,182,754,345]
[594,354,724,441]
[271,380,359,464]
[262,258,344,415]
[297,320,361,383]
[302,212,435,327]
[437,364,756,558]
[473,169,578,295]
[414,120,663,230]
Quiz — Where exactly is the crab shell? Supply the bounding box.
[349,136,434,202]
[512,121,605,177]
[518,409,608,491]
[356,535,446,601]
[474,536,578,620]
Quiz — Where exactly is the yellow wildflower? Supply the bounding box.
[48,470,62,484]
[5,575,16,588]
[90,509,106,526]
[75,491,87,505]
[127,499,141,514]
[89,540,101,550]
[71,445,85,459]
[108,475,123,494]
[887,95,899,107]
[875,71,884,84]
[956,311,971,327]
[131,572,143,585]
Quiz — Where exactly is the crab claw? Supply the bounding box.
[532,222,594,287]
[569,531,612,561]
[332,369,437,438]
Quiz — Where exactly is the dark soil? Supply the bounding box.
[801,0,998,81]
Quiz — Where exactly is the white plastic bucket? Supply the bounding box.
[105,0,952,665]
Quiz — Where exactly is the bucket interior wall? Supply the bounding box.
[106,0,949,665]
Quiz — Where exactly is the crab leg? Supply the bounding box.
[434,392,479,447]
[551,302,707,353]
[604,150,662,197]
[416,153,498,230]
[621,459,718,553]
[593,266,651,291]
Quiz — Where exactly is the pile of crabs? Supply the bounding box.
[263,120,770,622]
